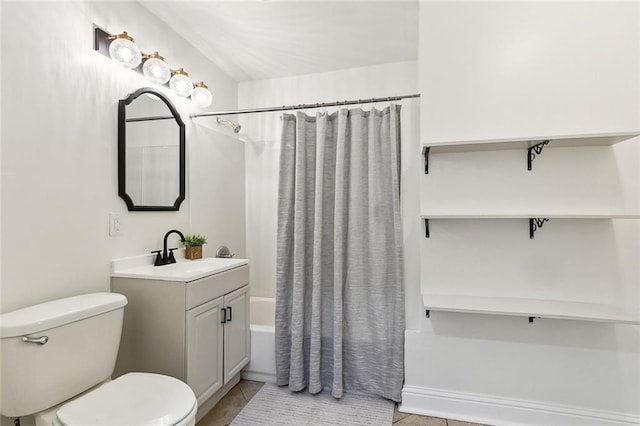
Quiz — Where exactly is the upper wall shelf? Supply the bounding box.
[421,131,640,173]
[422,294,640,325]
[419,213,640,219]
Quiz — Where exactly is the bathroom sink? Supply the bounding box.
[111,256,248,282]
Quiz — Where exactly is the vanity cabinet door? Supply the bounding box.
[223,285,250,383]
[186,296,224,404]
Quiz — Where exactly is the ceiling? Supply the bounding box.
[139,1,419,82]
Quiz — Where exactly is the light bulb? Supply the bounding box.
[142,52,170,84]
[108,32,142,69]
[169,68,193,97]
[191,82,213,108]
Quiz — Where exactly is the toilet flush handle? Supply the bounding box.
[22,336,48,345]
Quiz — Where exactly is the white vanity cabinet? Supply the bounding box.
[221,285,251,382]
[111,261,250,418]
[185,285,250,403]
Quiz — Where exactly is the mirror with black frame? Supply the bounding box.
[118,88,185,211]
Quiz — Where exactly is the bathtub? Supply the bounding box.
[241,297,277,383]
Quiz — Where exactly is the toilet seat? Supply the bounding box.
[54,373,197,426]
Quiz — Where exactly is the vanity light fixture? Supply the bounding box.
[108,32,142,69]
[94,27,213,107]
[142,52,171,85]
[169,68,194,98]
[191,82,213,108]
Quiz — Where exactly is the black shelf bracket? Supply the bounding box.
[528,316,541,323]
[423,147,430,174]
[425,309,430,318]
[529,218,549,239]
[527,139,551,171]
[424,218,430,238]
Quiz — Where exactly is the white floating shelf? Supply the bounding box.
[419,213,640,238]
[422,294,640,325]
[421,131,639,154]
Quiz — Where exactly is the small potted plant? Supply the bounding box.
[183,234,207,260]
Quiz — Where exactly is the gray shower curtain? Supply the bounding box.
[275,105,405,402]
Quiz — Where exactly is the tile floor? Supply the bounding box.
[197,380,484,426]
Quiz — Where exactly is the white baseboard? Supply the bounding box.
[401,385,640,426]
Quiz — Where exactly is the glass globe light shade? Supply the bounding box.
[108,32,142,69]
[191,82,213,108]
[169,69,194,97]
[142,53,171,84]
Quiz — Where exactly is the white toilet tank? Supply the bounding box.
[0,293,127,418]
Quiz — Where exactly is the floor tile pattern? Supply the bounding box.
[197,380,485,426]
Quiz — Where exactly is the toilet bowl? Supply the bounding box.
[0,293,197,426]
[36,373,197,426]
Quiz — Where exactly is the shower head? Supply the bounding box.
[216,117,241,133]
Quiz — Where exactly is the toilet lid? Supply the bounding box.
[56,373,196,426]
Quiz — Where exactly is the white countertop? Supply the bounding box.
[111,252,248,282]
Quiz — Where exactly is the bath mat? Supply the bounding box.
[230,384,394,426]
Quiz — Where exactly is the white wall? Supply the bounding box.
[404,2,640,425]
[421,1,638,142]
[0,1,244,312]
[188,120,246,259]
[238,61,422,328]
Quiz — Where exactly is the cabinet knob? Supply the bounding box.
[221,308,227,324]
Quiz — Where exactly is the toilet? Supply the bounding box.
[0,292,197,425]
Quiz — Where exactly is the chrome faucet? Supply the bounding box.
[152,229,185,266]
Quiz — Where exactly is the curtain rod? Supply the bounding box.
[190,93,420,119]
